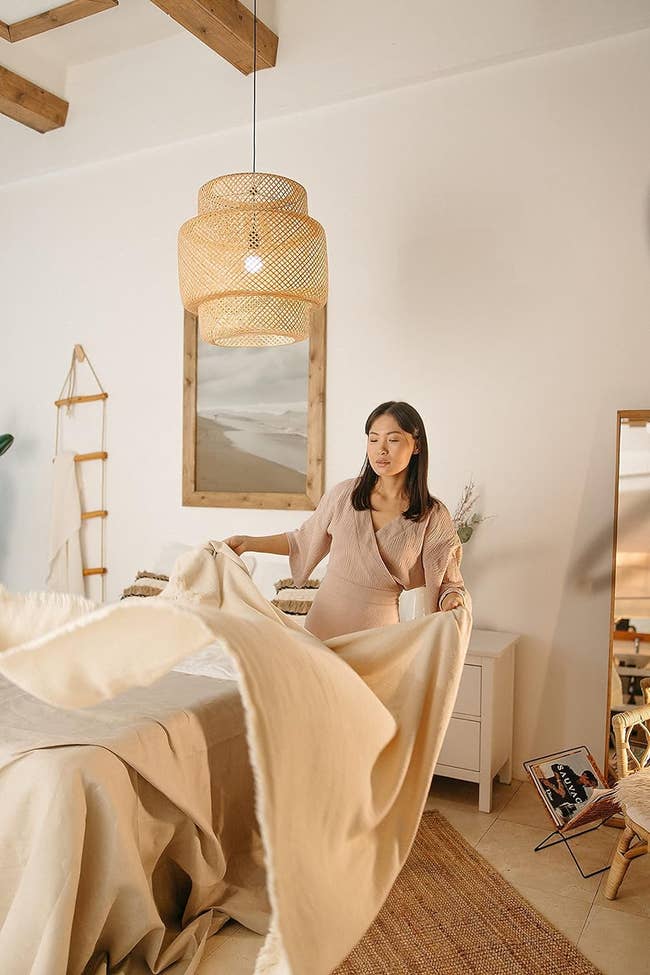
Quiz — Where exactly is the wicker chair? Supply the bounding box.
[605,684,650,899]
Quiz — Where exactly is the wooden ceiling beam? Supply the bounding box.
[3,1,118,44]
[150,0,278,75]
[0,65,68,132]
[0,22,10,42]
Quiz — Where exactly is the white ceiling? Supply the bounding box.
[1,0,650,186]
[0,0,181,64]
[2,0,650,74]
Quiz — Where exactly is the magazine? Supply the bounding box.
[524,746,620,832]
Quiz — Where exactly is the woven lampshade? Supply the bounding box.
[178,173,328,347]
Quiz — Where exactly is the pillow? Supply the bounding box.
[271,577,320,617]
[172,641,240,682]
[121,570,169,599]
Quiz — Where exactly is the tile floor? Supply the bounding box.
[197,777,649,975]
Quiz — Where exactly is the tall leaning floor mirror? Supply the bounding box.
[607,410,650,777]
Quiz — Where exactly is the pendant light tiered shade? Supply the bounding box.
[177,0,327,347]
[178,172,328,347]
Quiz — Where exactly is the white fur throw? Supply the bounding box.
[615,767,650,820]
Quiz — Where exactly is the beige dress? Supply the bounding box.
[286,478,466,640]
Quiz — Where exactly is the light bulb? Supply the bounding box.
[244,254,263,273]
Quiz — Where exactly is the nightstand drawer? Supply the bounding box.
[437,717,480,771]
[454,664,481,717]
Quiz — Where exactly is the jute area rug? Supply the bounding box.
[332,811,602,975]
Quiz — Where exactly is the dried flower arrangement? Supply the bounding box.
[452,478,491,543]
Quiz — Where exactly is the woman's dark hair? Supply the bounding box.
[351,401,439,522]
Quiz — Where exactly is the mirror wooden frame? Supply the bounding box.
[605,408,650,781]
[182,307,326,511]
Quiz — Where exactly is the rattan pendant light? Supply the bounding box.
[178,2,328,347]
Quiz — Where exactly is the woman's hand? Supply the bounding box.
[223,535,251,556]
[440,592,464,611]
[223,533,290,557]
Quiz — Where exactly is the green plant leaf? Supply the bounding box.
[0,434,14,457]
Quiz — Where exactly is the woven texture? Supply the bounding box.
[333,811,602,975]
[178,172,327,347]
[197,295,313,348]
[120,570,169,600]
[271,576,321,617]
[273,577,321,592]
[198,173,308,214]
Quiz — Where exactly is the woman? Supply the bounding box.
[224,400,466,641]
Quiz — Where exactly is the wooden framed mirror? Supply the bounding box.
[606,410,650,779]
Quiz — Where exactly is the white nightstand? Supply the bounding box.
[434,628,518,813]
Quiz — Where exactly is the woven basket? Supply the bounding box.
[178,173,328,347]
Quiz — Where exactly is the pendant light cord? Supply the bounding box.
[252,0,257,174]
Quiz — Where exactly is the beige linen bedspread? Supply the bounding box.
[0,670,269,975]
[0,541,472,975]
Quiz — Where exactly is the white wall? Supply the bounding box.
[2,30,650,772]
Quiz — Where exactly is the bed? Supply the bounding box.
[0,657,270,975]
[0,541,472,975]
[0,547,302,975]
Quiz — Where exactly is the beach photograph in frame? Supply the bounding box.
[182,309,326,510]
